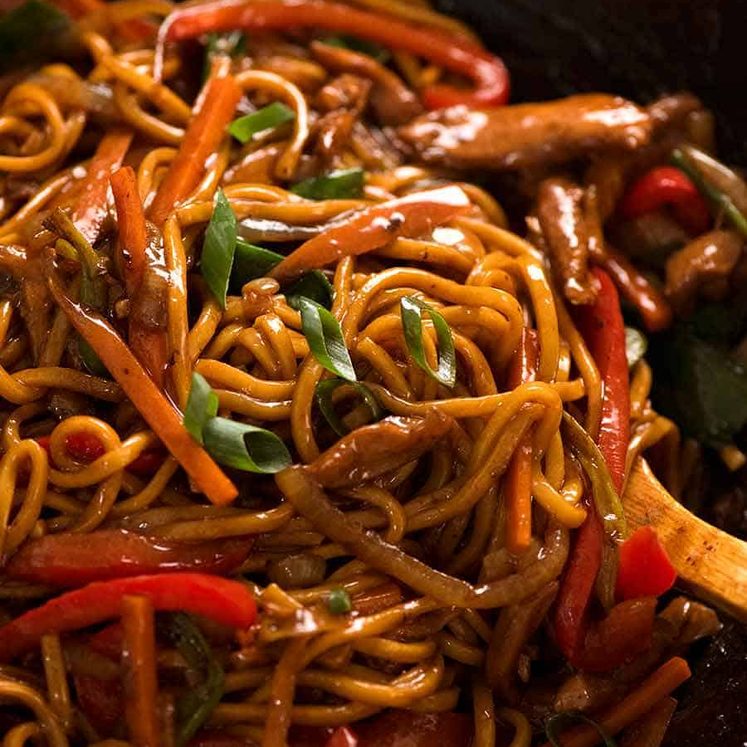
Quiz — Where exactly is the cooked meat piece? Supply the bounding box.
[314,109,357,165]
[398,94,652,170]
[316,72,372,113]
[311,41,422,125]
[646,92,703,134]
[309,411,452,489]
[536,177,597,305]
[665,230,743,314]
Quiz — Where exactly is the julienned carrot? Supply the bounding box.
[504,329,538,555]
[121,595,160,747]
[69,130,133,245]
[43,255,238,505]
[149,63,241,226]
[269,186,472,281]
[542,657,691,747]
[111,166,169,387]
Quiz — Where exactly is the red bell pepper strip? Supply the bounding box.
[269,185,471,281]
[64,431,106,462]
[149,64,241,226]
[53,0,155,41]
[0,573,257,662]
[127,448,166,476]
[619,166,711,236]
[156,0,510,109]
[616,526,677,600]
[111,165,169,387]
[5,529,252,586]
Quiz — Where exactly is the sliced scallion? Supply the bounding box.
[203,416,291,473]
[229,102,296,144]
[400,295,456,388]
[625,327,648,369]
[545,712,616,747]
[327,587,352,615]
[183,372,219,444]
[200,190,237,309]
[285,271,334,310]
[315,378,382,436]
[297,297,356,381]
[291,167,365,200]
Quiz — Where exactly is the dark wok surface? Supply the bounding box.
[435,0,747,743]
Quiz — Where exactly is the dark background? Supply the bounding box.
[434,0,747,743]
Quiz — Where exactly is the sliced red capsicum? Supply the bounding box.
[0,573,256,662]
[5,529,252,586]
[619,165,711,235]
[156,0,510,109]
[616,525,677,600]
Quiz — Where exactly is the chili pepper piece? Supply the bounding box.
[616,526,677,601]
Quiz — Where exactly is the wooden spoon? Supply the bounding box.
[624,457,747,621]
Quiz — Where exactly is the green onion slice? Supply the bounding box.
[400,295,456,388]
[315,378,382,436]
[319,35,390,63]
[229,102,296,144]
[160,613,224,747]
[625,327,648,369]
[672,148,747,239]
[327,588,352,615]
[201,190,237,309]
[545,712,616,747]
[184,372,219,444]
[286,271,334,310]
[291,167,365,200]
[203,417,291,473]
[297,297,356,381]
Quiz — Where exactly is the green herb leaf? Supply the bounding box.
[315,378,382,436]
[297,297,356,381]
[320,35,390,63]
[624,327,647,369]
[0,0,75,74]
[160,613,224,747]
[229,102,296,144]
[327,588,352,615]
[400,295,456,388]
[545,712,616,747]
[291,167,365,201]
[203,417,291,473]
[285,271,334,310]
[201,190,237,309]
[184,372,219,444]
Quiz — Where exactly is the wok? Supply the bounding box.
[434,0,747,744]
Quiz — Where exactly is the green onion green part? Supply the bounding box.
[285,271,334,310]
[315,378,382,436]
[160,613,225,747]
[400,295,457,388]
[327,588,353,615]
[203,417,291,473]
[229,102,296,144]
[201,190,237,309]
[291,167,365,200]
[297,297,356,381]
[545,711,617,747]
[183,372,219,444]
[624,327,648,369]
[672,148,747,239]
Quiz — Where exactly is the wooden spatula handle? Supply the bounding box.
[624,458,747,621]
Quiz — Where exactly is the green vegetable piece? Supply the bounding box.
[201,190,237,309]
[203,31,245,81]
[229,102,296,144]
[315,378,382,437]
[285,271,334,310]
[160,613,224,747]
[183,372,219,444]
[545,712,616,747]
[327,588,352,615]
[0,0,75,74]
[291,167,365,201]
[203,417,291,473]
[624,327,648,369]
[297,297,356,381]
[320,34,390,63]
[400,295,456,388]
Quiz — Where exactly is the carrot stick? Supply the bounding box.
[111,166,169,388]
[121,595,161,747]
[504,329,538,555]
[619,696,677,747]
[43,254,238,505]
[542,657,691,747]
[148,63,241,226]
[69,130,133,245]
